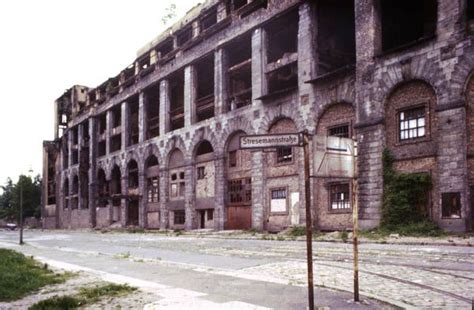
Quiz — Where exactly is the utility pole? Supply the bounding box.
[19,183,24,245]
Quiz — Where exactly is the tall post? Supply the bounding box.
[352,141,359,302]
[19,184,24,245]
[303,132,314,310]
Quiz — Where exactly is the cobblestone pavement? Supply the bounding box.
[0,230,473,309]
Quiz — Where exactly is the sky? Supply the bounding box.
[0,0,200,186]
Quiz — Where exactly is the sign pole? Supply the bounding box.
[19,184,24,245]
[303,132,314,310]
[352,146,359,302]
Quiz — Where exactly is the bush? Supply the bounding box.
[288,226,306,237]
[29,296,81,310]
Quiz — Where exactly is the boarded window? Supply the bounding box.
[441,192,461,218]
[330,183,351,210]
[399,106,426,141]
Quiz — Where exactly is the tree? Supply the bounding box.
[0,175,41,222]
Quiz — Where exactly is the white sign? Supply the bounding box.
[271,198,287,213]
[240,133,301,149]
[314,136,356,178]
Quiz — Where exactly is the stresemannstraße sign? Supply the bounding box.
[239,133,302,149]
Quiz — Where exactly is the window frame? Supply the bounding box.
[173,210,186,225]
[328,182,352,213]
[275,147,293,165]
[441,192,462,219]
[398,105,427,142]
[269,186,289,215]
[327,123,351,138]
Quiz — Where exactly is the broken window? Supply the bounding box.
[145,83,160,139]
[174,210,185,225]
[129,96,139,146]
[169,149,185,199]
[157,38,174,60]
[106,77,120,97]
[328,124,350,138]
[121,64,136,88]
[228,178,252,204]
[317,0,355,75]
[128,160,139,190]
[169,71,185,131]
[226,34,252,110]
[177,26,193,47]
[200,7,218,32]
[63,179,69,209]
[468,0,474,20]
[110,105,122,153]
[231,0,267,18]
[265,9,298,94]
[62,140,69,169]
[330,183,351,210]
[399,106,426,141]
[195,55,215,122]
[442,192,461,218]
[276,147,293,164]
[97,169,108,207]
[381,0,437,52]
[146,156,160,203]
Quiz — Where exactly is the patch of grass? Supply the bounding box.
[29,295,82,310]
[114,252,131,259]
[288,226,306,237]
[360,220,446,238]
[0,249,67,302]
[339,230,349,243]
[127,227,145,234]
[29,284,136,310]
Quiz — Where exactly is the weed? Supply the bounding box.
[339,230,348,243]
[289,226,306,237]
[29,295,82,310]
[114,252,131,259]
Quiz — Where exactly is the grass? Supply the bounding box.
[0,249,69,302]
[360,220,446,239]
[288,226,306,237]
[29,284,136,310]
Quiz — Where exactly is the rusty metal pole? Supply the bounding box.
[352,143,359,302]
[303,132,314,310]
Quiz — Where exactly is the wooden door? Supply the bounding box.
[226,206,251,230]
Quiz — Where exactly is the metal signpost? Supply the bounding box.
[240,131,314,310]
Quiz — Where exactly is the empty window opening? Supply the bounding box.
[82,122,90,144]
[468,0,474,20]
[146,84,160,139]
[80,172,89,209]
[110,135,121,153]
[229,150,237,167]
[177,26,193,47]
[72,150,79,165]
[201,7,218,32]
[228,178,252,204]
[98,141,106,157]
[267,64,298,94]
[72,127,79,145]
[110,105,122,153]
[226,34,252,110]
[71,175,79,209]
[63,179,69,209]
[106,77,120,97]
[128,160,139,189]
[110,166,122,207]
[276,147,293,164]
[169,71,185,131]
[98,113,107,157]
[330,183,351,210]
[196,55,215,122]
[174,210,185,225]
[121,64,136,86]
[231,0,267,18]
[97,169,108,207]
[138,54,154,77]
[129,96,140,146]
[47,152,56,205]
[442,192,461,219]
[381,0,437,52]
[399,106,426,141]
[146,156,159,203]
[197,166,205,180]
[328,124,350,138]
[98,113,107,135]
[317,0,355,74]
[62,140,69,169]
[88,91,96,104]
[112,106,121,129]
[157,38,174,59]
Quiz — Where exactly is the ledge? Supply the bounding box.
[305,64,355,84]
[255,86,298,101]
[354,117,384,129]
[435,100,466,112]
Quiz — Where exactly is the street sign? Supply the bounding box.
[239,133,302,149]
[313,135,357,178]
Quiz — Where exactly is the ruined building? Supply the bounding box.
[42,0,474,232]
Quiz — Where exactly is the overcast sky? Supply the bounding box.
[0,0,200,186]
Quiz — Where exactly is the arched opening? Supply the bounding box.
[63,178,69,210]
[194,140,215,229]
[145,155,160,228]
[168,149,186,228]
[225,131,252,230]
[127,160,139,226]
[315,102,355,231]
[71,175,79,209]
[97,169,108,208]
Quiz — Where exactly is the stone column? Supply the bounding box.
[77,124,83,210]
[184,164,195,230]
[214,156,226,230]
[160,80,170,134]
[214,48,226,116]
[184,65,196,126]
[251,150,265,231]
[139,92,147,143]
[121,101,129,150]
[121,175,128,227]
[138,171,146,228]
[67,130,73,171]
[159,166,169,230]
[88,117,97,228]
[252,27,266,103]
[106,110,112,155]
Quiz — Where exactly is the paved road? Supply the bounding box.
[1,230,473,309]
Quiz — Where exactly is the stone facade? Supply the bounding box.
[42,0,474,232]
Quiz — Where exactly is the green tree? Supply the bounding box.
[0,175,41,222]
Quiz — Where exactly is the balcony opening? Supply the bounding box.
[71,127,79,165]
[128,160,139,190]
[265,9,298,95]
[177,26,193,48]
[110,165,121,207]
[226,33,252,111]
[121,64,136,88]
[97,169,108,207]
[71,175,79,209]
[129,95,140,146]
[157,38,174,59]
[138,54,154,77]
[145,83,160,139]
[201,7,217,32]
[106,77,119,97]
[381,0,437,52]
[317,0,355,75]
[231,0,267,18]
[169,71,185,131]
[110,106,122,153]
[195,55,215,122]
[469,0,474,20]
[98,113,106,157]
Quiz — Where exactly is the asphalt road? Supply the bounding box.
[1,230,473,309]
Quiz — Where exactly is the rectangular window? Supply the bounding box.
[442,192,461,218]
[228,178,251,205]
[147,177,159,203]
[270,188,287,213]
[330,183,351,210]
[197,166,205,180]
[328,125,349,138]
[171,183,178,198]
[229,151,237,168]
[399,107,426,141]
[207,209,214,221]
[276,147,293,163]
[174,210,185,225]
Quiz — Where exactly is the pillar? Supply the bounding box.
[88,117,97,228]
[184,65,196,126]
[214,48,226,115]
[160,80,170,134]
[121,101,129,150]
